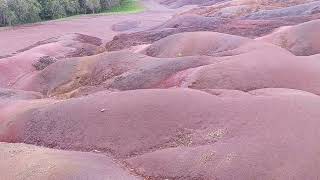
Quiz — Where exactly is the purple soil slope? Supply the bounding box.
[1,89,320,179]
[0,33,103,89]
[0,142,140,180]
[105,0,320,51]
[258,19,320,56]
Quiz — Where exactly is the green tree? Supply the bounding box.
[78,0,87,13]
[1,0,41,25]
[0,0,9,26]
[85,0,101,13]
[0,0,124,26]
[38,0,66,19]
[100,0,120,9]
[62,0,81,15]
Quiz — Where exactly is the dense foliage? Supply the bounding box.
[0,0,121,26]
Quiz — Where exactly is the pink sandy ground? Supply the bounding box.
[0,0,194,57]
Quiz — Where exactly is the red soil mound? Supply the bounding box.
[258,19,320,56]
[142,31,279,57]
[0,143,139,180]
[12,51,214,95]
[105,0,320,51]
[1,89,320,179]
[160,48,320,94]
[15,32,320,96]
[0,33,103,89]
[105,14,319,51]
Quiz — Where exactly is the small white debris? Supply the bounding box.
[93,149,101,153]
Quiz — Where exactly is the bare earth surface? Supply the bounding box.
[0,0,192,57]
[1,0,320,179]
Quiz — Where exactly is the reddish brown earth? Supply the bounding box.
[0,0,187,58]
[257,19,320,55]
[0,143,139,180]
[1,0,320,179]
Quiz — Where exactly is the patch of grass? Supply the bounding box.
[105,0,144,14]
[54,0,144,21]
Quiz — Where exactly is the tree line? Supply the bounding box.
[0,0,121,26]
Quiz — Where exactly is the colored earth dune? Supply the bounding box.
[0,0,320,179]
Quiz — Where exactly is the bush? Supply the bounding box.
[0,0,13,26]
[85,0,101,13]
[100,0,120,9]
[0,0,41,26]
[38,0,81,19]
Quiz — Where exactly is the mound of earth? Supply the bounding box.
[258,19,320,56]
[12,51,214,96]
[0,142,139,180]
[160,48,320,94]
[142,31,280,57]
[1,89,320,179]
[105,15,319,51]
[15,33,103,57]
[15,31,320,96]
[105,0,320,51]
[126,90,320,179]
[0,33,103,89]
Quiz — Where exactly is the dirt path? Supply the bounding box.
[0,0,190,57]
